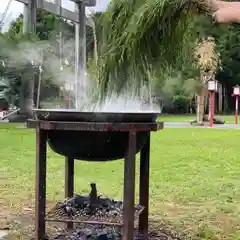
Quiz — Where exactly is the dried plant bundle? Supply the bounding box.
[97,0,217,96]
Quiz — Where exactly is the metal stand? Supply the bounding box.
[139,133,150,234]
[123,131,136,240]
[65,157,74,229]
[30,120,163,240]
[35,124,47,240]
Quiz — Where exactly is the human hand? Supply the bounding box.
[213,7,240,23]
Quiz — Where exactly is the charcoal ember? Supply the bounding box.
[63,226,122,240]
[64,195,89,208]
[89,183,98,212]
[50,183,144,223]
[56,196,142,221]
[54,226,163,240]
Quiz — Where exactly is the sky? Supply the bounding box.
[1,0,109,30]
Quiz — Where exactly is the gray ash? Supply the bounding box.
[49,183,143,223]
[57,226,122,240]
[53,225,160,240]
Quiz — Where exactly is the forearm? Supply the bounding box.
[215,0,240,8]
[213,7,240,23]
[225,8,240,23]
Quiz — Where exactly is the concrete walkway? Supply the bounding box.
[0,230,8,239]
[164,122,240,129]
[1,120,240,129]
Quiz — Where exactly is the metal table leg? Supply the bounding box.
[35,125,47,240]
[123,131,136,240]
[65,157,74,229]
[139,133,150,235]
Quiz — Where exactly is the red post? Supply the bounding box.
[233,86,240,124]
[209,91,215,127]
[68,92,71,108]
[235,96,239,124]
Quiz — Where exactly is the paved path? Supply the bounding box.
[0,120,9,123]
[0,230,8,239]
[164,122,240,129]
[1,120,240,129]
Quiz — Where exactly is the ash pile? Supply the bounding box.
[47,183,143,223]
[53,225,158,240]
[54,225,122,240]
[47,183,145,239]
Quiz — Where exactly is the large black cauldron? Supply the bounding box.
[34,109,160,161]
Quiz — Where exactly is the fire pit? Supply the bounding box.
[27,110,163,240]
[33,109,160,161]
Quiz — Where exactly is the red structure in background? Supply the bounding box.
[232,85,240,124]
[64,83,73,108]
[208,79,218,128]
[0,99,9,119]
[0,99,9,111]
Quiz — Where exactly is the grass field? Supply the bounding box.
[1,123,240,239]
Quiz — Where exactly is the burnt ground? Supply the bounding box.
[0,202,187,240]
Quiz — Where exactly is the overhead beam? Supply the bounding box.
[15,0,96,23]
[38,0,80,22]
[70,0,96,7]
[16,0,28,4]
[16,0,96,7]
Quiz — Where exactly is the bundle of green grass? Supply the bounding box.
[97,0,217,97]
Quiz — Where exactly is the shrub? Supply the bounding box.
[173,94,190,114]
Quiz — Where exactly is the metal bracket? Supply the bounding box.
[69,0,96,7]
[16,0,28,4]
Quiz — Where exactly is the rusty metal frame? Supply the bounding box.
[35,123,47,240]
[123,131,136,240]
[65,157,74,230]
[27,120,163,132]
[139,133,150,235]
[29,120,163,240]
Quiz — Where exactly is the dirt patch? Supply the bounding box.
[3,200,236,240]
[1,206,186,240]
[0,200,57,240]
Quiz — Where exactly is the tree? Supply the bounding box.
[0,9,75,110]
[194,37,220,124]
[0,9,102,111]
[193,15,240,112]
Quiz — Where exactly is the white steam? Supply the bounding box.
[0,28,161,113]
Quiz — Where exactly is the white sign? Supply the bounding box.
[0,111,7,119]
[234,86,240,96]
[64,83,74,91]
[208,80,218,92]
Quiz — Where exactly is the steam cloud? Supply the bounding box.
[0,21,162,113]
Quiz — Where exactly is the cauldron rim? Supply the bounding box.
[32,108,161,122]
[32,108,161,114]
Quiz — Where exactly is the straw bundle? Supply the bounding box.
[98,0,217,96]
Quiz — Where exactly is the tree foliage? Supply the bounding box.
[0,9,75,107]
[1,6,240,112]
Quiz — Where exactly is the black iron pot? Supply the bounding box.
[34,109,160,161]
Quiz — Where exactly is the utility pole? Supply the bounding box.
[75,1,86,109]
[0,0,12,32]
[20,0,94,111]
[19,4,29,114]
[23,4,29,33]
[56,0,63,69]
[22,0,37,114]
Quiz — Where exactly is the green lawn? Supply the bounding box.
[1,123,240,239]
[159,114,238,124]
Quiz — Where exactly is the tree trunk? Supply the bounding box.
[196,87,205,124]
[223,85,228,113]
[19,74,26,114]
